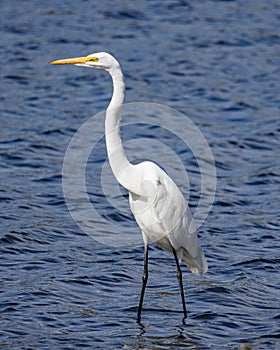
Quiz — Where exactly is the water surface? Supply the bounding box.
[1,1,280,349]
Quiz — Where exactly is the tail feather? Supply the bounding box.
[180,247,208,276]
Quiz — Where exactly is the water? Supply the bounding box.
[1,0,280,349]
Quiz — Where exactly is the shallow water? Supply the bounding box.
[1,1,280,349]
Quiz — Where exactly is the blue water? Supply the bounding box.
[1,1,280,349]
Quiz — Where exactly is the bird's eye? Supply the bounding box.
[86,56,99,62]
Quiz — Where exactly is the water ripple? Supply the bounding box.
[1,0,280,349]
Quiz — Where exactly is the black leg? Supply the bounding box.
[171,246,187,319]
[137,243,148,323]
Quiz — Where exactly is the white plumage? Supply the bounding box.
[50,52,208,323]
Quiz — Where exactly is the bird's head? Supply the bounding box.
[50,52,119,72]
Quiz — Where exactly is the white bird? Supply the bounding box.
[50,52,208,323]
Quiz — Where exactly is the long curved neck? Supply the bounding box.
[105,66,137,192]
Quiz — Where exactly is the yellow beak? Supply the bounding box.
[49,56,90,65]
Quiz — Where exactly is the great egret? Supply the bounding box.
[50,52,208,323]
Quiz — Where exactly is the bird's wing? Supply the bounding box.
[130,162,207,274]
[151,173,207,274]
